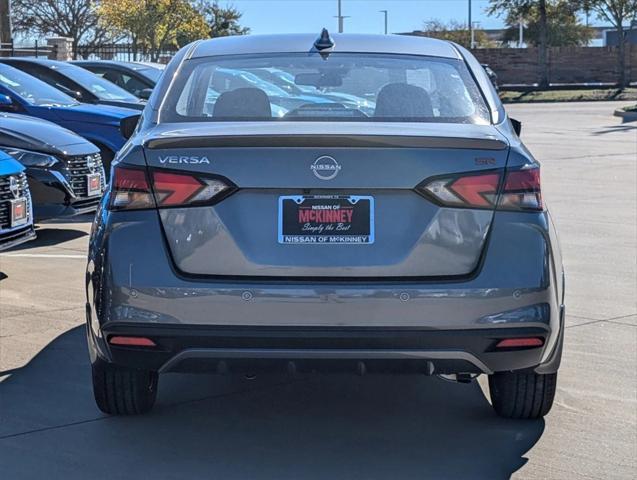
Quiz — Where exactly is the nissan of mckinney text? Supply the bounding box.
[86,32,565,418]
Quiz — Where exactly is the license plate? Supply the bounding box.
[278,195,374,245]
[10,198,28,227]
[87,173,101,197]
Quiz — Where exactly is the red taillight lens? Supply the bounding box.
[110,166,155,210]
[499,168,543,211]
[421,172,500,209]
[152,171,230,207]
[109,166,232,210]
[419,167,542,212]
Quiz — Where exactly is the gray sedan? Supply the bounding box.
[86,31,565,419]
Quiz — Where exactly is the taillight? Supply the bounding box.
[110,166,155,210]
[109,165,233,210]
[418,167,542,212]
[152,171,230,207]
[499,168,543,211]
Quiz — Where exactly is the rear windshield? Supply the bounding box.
[0,64,78,107]
[159,53,490,124]
[58,65,140,101]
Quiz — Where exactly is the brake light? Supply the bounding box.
[418,167,542,212]
[499,168,543,211]
[109,165,232,210]
[152,171,230,207]
[110,166,155,210]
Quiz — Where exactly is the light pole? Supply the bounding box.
[468,0,472,49]
[379,10,388,35]
[472,22,480,49]
[518,17,524,48]
[336,0,349,33]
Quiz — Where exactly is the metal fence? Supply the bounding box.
[75,43,177,64]
[0,41,56,58]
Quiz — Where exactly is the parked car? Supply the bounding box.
[0,62,140,173]
[0,58,146,111]
[481,64,499,91]
[248,67,375,114]
[86,32,564,419]
[212,67,333,112]
[0,113,105,219]
[0,151,36,251]
[73,60,164,99]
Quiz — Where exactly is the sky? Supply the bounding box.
[230,0,602,36]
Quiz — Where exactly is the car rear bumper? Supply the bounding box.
[0,224,36,251]
[86,208,565,375]
[92,318,564,375]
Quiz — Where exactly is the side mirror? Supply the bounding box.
[57,84,84,102]
[138,88,153,100]
[0,93,17,111]
[510,118,522,137]
[120,114,141,140]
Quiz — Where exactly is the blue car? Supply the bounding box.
[0,151,35,251]
[0,63,140,173]
[73,60,165,99]
[214,68,331,112]
[0,58,146,111]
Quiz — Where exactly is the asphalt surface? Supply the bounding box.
[0,101,635,479]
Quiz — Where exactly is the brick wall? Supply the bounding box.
[472,46,637,86]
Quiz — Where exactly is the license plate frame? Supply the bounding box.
[10,198,28,227]
[86,173,102,197]
[278,195,374,245]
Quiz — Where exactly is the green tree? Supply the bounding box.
[420,19,494,48]
[99,0,209,61]
[488,0,550,87]
[588,0,637,87]
[195,1,250,38]
[501,1,594,46]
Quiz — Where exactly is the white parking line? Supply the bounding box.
[0,253,85,259]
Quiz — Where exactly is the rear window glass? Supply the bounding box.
[160,53,490,124]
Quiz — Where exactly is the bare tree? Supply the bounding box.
[589,0,637,87]
[0,0,11,45]
[10,0,118,58]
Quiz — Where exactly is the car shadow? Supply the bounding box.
[38,213,97,224]
[0,326,544,479]
[592,124,637,134]
[3,227,88,251]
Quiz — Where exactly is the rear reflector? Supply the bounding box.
[418,166,542,211]
[109,336,156,347]
[495,337,544,349]
[109,165,232,210]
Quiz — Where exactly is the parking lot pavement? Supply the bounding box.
[0,101,635,479]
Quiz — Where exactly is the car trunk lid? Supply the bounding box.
[143,123,509,278]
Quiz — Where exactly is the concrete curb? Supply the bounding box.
[613,108,637,122]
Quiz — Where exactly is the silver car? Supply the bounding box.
[86,31,565,418]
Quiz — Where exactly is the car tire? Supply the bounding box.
[92,359,158,415]
[488,371,557,419]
